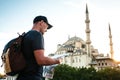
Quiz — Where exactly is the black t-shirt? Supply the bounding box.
[17,30,44,80]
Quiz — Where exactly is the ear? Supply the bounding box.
[38,20,44,26]
[40,20,44,23]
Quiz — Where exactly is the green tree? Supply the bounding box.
[52,64,77,80]
[97,67,120,80]
[77,67,97,80]
[51,64,120,80]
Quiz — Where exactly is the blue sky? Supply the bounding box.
[0,0,120,73]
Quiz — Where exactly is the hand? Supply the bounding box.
[55,59,60,64]
[57,57,63,64]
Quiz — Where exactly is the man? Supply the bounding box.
[16,16,60,80]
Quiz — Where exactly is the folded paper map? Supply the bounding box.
[43,53,69,79]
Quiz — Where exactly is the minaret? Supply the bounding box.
[109,24,114,59]
[85,4,91,56]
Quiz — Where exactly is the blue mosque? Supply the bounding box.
[49,4,119,70]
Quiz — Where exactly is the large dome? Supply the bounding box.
[63,36,85,45]
[56,36,86,52]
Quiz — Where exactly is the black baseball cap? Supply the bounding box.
[33,15,53,29]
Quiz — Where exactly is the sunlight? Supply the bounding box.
[114,55,120,62]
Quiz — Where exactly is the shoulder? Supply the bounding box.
[26,30,42,37]
[25,30,43,40]
[28,30,42,35]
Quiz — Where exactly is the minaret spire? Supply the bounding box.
[86,4,88,13]
[85,4,91,56]
[109,23,114,59]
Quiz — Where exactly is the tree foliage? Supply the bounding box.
[50,64,120,80]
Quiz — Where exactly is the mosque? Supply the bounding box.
[49,4,119,70]
[2,4,120,80]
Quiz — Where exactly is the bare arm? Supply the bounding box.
[34,49,60,65]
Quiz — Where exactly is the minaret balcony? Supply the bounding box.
[85,20,90,23]
[85,29,91,33]
[86,41,91,44]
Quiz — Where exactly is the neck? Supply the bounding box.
[32,24,41,32]
[32,25,44,35]
[32,28,39,32]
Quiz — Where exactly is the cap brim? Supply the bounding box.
[47,23,53,29]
